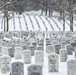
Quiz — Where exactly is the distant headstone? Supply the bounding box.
[55,45,61,54]
[29,45,35,56]
[35,51,44,66]
[22,44,28,50]
[46,45,55,54]
[15,47,22,59]
[66,44,74,55]
[46,39,51,45]
[71,43,76,50]
[2,47,8,55]
[68,60,76,75]
[48,53,59,72]
[11,62,24,75]
[60,49,67,62]
[0,55,11,74]
[23,50,31,64]
[39,39,44,46]
[61,41,66,49]
[8,47,14,58]
[0,47,2,56]
[36,45,43,51]
[28,65,42,75]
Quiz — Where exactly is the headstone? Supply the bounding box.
[8,47,14,58]
[39,39,44,46]
[74,50,76,58]
[35,51,44,66]
[60,49,67,62]
[15,47,22,59]
[0,55,11,74]
[48,53,59,72]
[71,42,76,50]
[0,47,2,56]
[11,62,24,75]
[67,60,76,75]
[36,45,43,51]
[23,50,31,64]
[46,38,50,45]
[28,65,42,75]
[55,45,61,54]
[46,45,55,54]
[52,39,59,45]
[29,45,35,56]
[22,44,28,50]
[29,37,36,45]
[61,41,66,49]
[66,44,74,55]
[2,47,8,55]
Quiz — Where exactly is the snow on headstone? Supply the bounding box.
[55,44,61,54]
[23,50,31,64]
[67,60,76,75]
[2,47,8,55]
[60,49,67,62]
[0,55,11,74]
[11,62,24,75]
[46,45,55,54]
[29,45,35,56]
[35,50,44,66]
[15,47,22,59]
[28,64,42,75]
[48,53,59,72]
[61,41,66,49]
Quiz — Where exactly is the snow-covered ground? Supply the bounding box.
[0,12,76,75]
[0,13,76,32]
[0,35,75,75]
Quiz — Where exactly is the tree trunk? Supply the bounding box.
[70,10,73,32]
[4,10,9,32]
[63,11,65,31]
[45,0,47,15]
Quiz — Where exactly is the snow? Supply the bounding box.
[0,11,76,75]
[0,36,75,75]
[24,15,33,30]
[35,15,46,31]
[0,13,76,31]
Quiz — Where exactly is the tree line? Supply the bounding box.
[0,0,76,31]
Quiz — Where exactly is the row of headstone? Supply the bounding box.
[1,54,76,75]
[0,55,43,75]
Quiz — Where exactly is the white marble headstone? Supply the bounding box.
[23,50,31,64]
[48,53,59,72]
[46,45,55,54]
[8,47,14,58]
[61,41,66,49]
[55,45,61,54]
[11,62,24,75]
[68,60,76,75]
[0,47,2,56]
[28,64,42,75]
[0,55,11,74]
[29,45,35,56]
[36,45,43,51]
[15,47,22,59]
[66,44,74,55]
[2,47,8,55]
[35,50,44,66]
[60,49,67,62]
